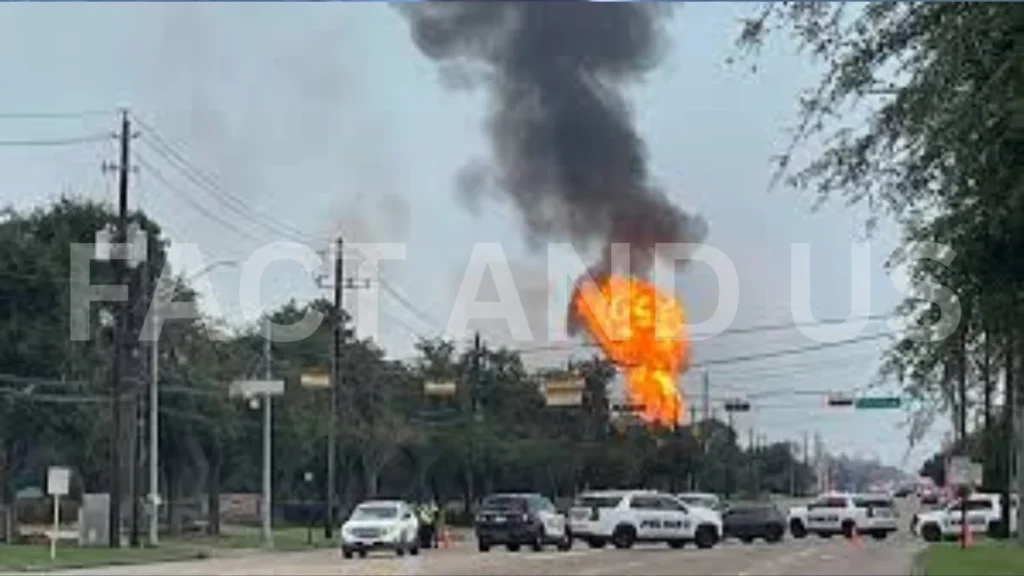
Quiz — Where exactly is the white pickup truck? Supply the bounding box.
[787,493,898,540]
[912,493,1018,542]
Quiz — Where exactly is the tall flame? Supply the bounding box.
[571,275,690,427]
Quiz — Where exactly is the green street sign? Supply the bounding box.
[854,396,901,410]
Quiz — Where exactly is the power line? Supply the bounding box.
[694,332,889,368]
[133,114,446,337]
[516,314,892,356]
[0,109,118,120]
[134,153,266,244]
[0,132,115,147]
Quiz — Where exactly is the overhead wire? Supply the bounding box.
[0,132,116,147]
[132,112,450,339]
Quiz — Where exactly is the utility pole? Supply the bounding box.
[801,430,809,497]
[129,264,147,548]
[148,273,160,547]
[109,109,132,549]
[326,237,342,540]
[466,332,482,509]
[701,371,710,424]
[262,319,274,546]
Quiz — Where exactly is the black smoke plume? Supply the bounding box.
[398,1,706,275]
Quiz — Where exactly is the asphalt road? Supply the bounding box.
[50,531,922,576]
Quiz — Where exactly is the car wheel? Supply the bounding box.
[611,525,637,549]
[871,530,888,541]
[531,534,545,552]
[841,521,857,539]
[410,543,420,556]
[695,524,717,549]
[586,537,607,549]
[668,539,685,549]
[358,549,368,558]
[478,540,490,553]
[766,524,784,543]
[506,543,521,552]
[921,523,942,543]
[790,519,807,539]
[396,545,405,557]
[342,548,353,559]
[557,531,573,551]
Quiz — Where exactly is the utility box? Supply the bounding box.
[78,493,110,547]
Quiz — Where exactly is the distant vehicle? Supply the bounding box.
[919,490,940,505]
[474,493,572,552]
[676,492,724,512]
[893,486,913,498]
[569,490,722,550]
[722,502,786,544]
[340,500,419,559]
[913,493,1019,542]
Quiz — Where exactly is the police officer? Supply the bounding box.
[417,503,436,548]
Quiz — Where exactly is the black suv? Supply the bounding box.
[474,493,572,552]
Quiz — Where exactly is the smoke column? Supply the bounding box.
[399,2,707,334]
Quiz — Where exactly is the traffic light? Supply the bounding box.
[827,394,854,407]
[724,399,751,412]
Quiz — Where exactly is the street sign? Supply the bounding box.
[724,400,751,412]
[229,380,285,398]
[827,394,854,407]
[47,467,69,496]
[47,467,70,560]
[299,373,330,388]
[854,396,901,410]
[424,381,457,397]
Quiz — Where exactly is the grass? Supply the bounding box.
[166,525,337,552]
[0,544,207,572]
[917,541,1024,576]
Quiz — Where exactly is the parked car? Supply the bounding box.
[722,502,786,543]
[340,500,419,558]
[474,493,572,552]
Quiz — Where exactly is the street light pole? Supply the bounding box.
[148,260,238,547]
[262,318,274,547]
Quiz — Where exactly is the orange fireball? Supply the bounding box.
[571,275,690,427]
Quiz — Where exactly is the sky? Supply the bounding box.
[0,3,950,472]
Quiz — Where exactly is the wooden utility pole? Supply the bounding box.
[109,110,132,548]
[326,237,342,539]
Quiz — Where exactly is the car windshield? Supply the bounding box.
[575,494,623,509]
[855,497,894,508]
[481,495,527,511]
[809,497,848,509]
[679,495,717,507]
[727,504,776,517]
[352,505,399,520]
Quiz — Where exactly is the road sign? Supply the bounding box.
[827,394,854,407]
[724,400,751,412]
[854,396,901,410]
[47,467,69,496]
[229,380,285,398]
[424,381,457,397]
[299,373,329,388]
[544,376,584,407]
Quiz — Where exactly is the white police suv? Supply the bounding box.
[568,490,722,550]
